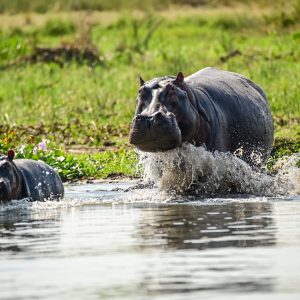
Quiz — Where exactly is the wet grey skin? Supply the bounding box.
[0,151,64,202]
[129,67,274,168]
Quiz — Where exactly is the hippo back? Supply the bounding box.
[14,159,64,201]
[185,67,274,164]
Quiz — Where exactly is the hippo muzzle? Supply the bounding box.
[130,110,182,152]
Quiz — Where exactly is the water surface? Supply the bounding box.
[0,182,300,300]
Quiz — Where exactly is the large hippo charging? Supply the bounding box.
[0,150,64,202]
[130,67,274,167]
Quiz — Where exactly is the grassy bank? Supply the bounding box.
[0,2,299,180]
[0,0,294,13]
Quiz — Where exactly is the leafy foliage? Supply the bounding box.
[0,3,299,179]
[0,138,138,181]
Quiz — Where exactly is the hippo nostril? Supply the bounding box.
[135,114,150,124]
[155,111,163,118]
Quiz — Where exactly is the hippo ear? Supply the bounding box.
[139,76,145,86]
[7,149,15,161]
[175,72,184,84]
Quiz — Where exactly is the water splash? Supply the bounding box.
[0,146,298,213]
[138,144,300,196]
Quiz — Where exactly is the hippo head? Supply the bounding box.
[129,72,200,152]
[0,150,22,202]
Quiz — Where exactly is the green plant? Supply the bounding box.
[0,5,299,181]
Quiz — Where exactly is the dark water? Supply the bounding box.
[0,182,300,300]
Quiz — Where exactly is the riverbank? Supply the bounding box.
[0,3,299,180]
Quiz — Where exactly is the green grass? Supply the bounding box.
[0,0,297,13]
[0,2,299,180]
[0,0,168,12]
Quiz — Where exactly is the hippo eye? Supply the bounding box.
[139,88,152,103]
[139,87,146,95]
[0,162,10,176]
[139,89,145,99]
[0,161,10,169]
[166,84,176,93]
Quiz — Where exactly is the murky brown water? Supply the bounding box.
[1,182,300,300]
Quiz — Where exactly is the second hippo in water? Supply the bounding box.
[0,150,64,202]
[129,67,274,168]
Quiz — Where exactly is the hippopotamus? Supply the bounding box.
[0,150,64,202]
[129,67,274,168]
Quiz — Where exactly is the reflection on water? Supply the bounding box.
[0,183,300,300]
[138,202,275,250]
[0,216,61,255]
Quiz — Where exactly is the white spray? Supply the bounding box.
[138,144,300,196]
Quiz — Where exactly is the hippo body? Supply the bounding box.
[14,159,64,201]
[0,152,64,202]
[130,67,274,167]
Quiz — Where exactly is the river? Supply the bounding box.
[1,181,300,300]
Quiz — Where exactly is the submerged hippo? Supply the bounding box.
[130,67,274,167]
[0,150,64,202]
